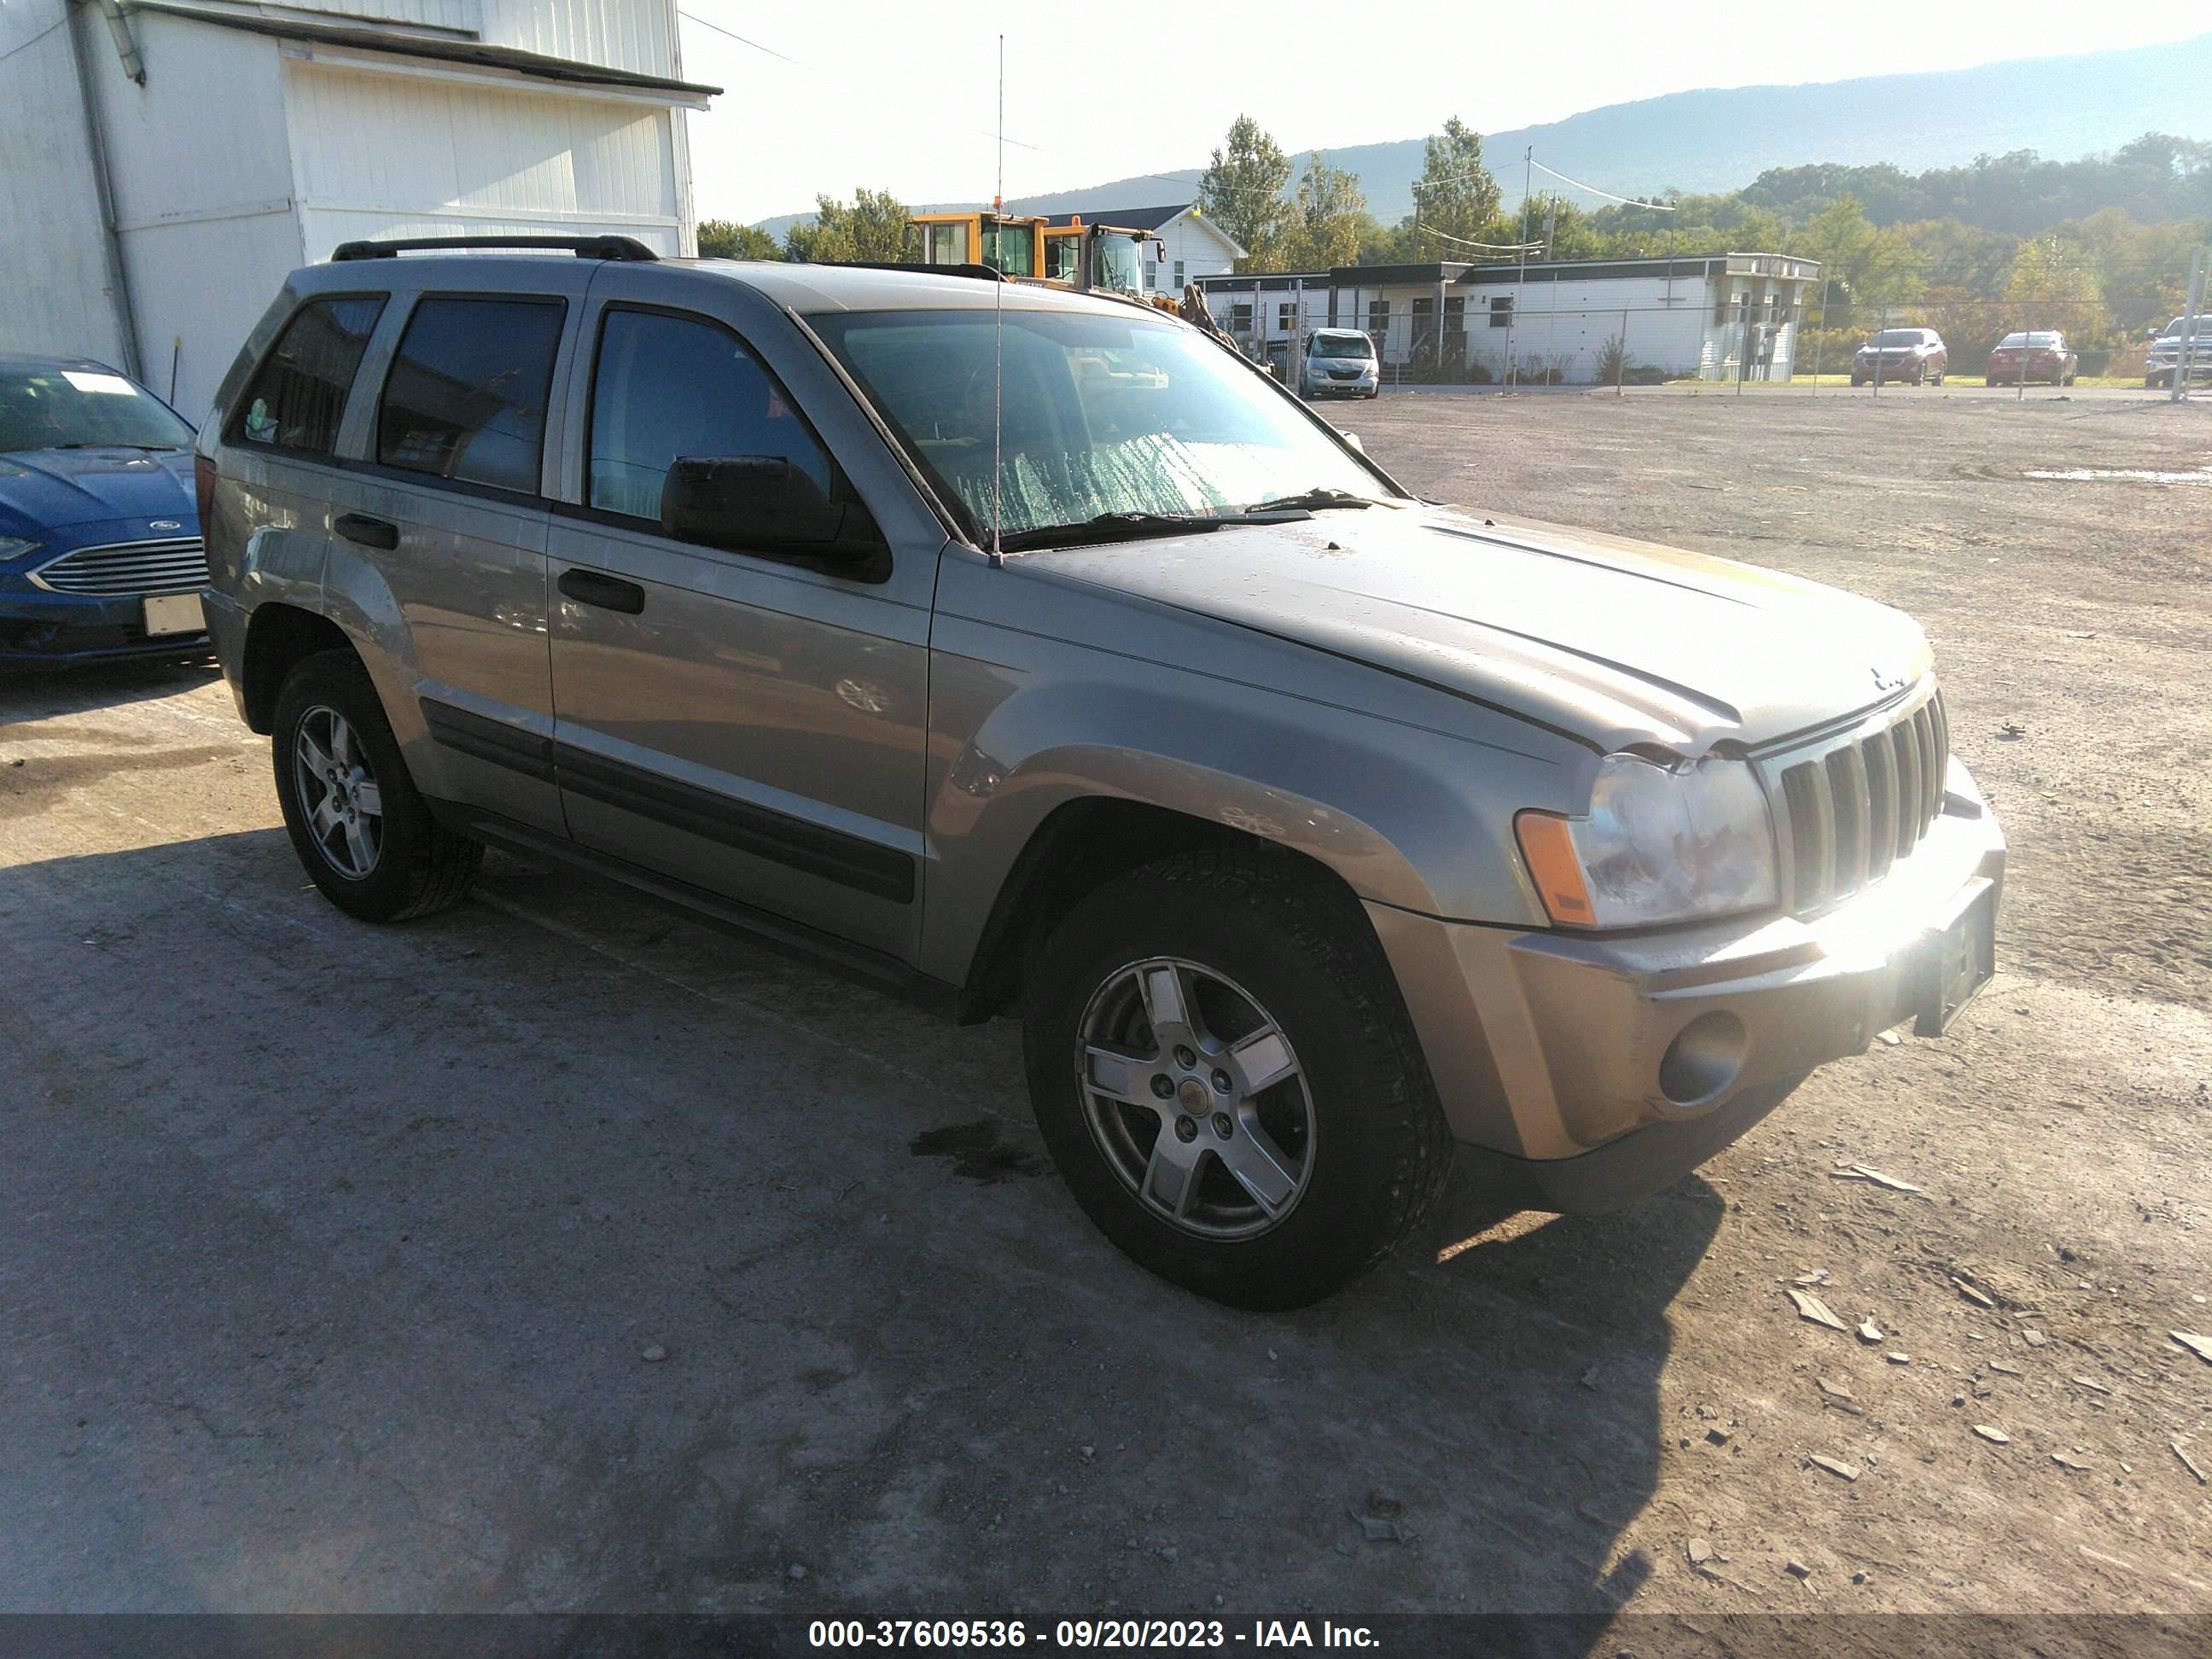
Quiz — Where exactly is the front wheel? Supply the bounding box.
[1022,849,1452,1308]
[272,649,482,923]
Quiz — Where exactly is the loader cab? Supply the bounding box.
[1040,220,1161,299]
[909,211,1043,278]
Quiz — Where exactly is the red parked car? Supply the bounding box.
[1984,331,2077,386]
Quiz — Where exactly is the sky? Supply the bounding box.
[676,3,2202,227]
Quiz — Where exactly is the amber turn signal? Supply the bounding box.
[1514,810,1596,928]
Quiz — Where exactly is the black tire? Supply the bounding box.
[272,648,481,923]
[1021,847,1452,1309]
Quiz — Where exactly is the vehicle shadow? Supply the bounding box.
[0,655,221,721]
[0,824,1720,1628]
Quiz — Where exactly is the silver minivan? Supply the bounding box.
[1300,329,1380,399]
[198,236,2004,1307]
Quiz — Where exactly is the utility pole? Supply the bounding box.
[1809,277,1828,394]
[1503,146,1532,392]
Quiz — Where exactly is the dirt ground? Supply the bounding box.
[1,390,2207,1627]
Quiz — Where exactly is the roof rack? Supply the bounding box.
[812,259,1008,282]
[330,235,660,263]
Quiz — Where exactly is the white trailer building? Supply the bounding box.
[0,0,716,419]
[1200,253,1823,384]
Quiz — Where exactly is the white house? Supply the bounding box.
[1044,204,1244,297]
[0,0,717,419]
[1199,253,1824,383]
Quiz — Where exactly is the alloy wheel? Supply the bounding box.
[1074,957,1316,1240]
[292,703,384,878]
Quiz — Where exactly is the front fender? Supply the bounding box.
[917,604,1577,989]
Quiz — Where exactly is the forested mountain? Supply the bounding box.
[946,33,2212,226]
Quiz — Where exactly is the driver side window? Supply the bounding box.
[587,308,835,526]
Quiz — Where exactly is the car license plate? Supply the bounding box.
[1915,880,1995,1036]
[143,592,205,637]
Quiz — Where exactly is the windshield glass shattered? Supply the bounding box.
[813,309,1393,542]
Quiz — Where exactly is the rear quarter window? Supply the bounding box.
[233,295,386,456]
[376,296,566,494]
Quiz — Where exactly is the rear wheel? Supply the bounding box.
[1022,848,1452,1308]
[272,649,481,923]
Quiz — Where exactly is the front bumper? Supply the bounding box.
[0,585,210,666]
[1370,756,2005,1211]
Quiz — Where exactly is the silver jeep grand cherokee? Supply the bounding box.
[196,236,2004,1308]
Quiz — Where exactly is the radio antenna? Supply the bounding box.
[990,32,1005,564]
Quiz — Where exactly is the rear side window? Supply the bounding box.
[235,295,385,455]
[376,296,565,493]
[586,308,835,523]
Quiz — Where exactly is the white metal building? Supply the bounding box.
[1200,253,1823,383]
[0,0,716,419]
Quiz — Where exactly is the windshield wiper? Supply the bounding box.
[1243,487,1387,514]
[53,441,178,451]
[998,509,1295,553]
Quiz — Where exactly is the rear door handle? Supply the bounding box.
[557,568,645,615]
[335,513,399,551]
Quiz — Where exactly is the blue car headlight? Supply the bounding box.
[0,537,41,565]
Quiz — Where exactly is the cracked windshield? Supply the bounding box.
[812,309,1388,542]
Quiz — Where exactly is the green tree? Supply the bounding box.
[784,188,910,264]
[1197,115,1294,271]
[1355,217,1413,265]
[1793,195,1923,310]
[2004,234,2109,345]
[1406,117,1502,253]
[1285,154,1367,270]
[696,218,781,260]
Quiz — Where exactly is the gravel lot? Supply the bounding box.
[2,389,2207,1623]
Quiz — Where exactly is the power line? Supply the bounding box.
[1416,224,1546,253]
[1529,158,1676,210]
[677,8,806,67]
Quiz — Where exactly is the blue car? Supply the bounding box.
[1,354,207,667]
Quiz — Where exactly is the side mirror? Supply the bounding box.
[660,456,887,575]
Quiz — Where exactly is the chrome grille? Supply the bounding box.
[1774,690,1948,914]
[31,538,208,597]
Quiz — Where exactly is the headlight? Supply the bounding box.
[1515,753,1778,928]
[0,536,42,563]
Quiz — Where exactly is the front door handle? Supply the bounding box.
[558,568,646,615]
[335,513,399,550]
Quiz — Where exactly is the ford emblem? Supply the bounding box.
[149,519,182,531]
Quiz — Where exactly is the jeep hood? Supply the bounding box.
[1029,508,1931,752]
